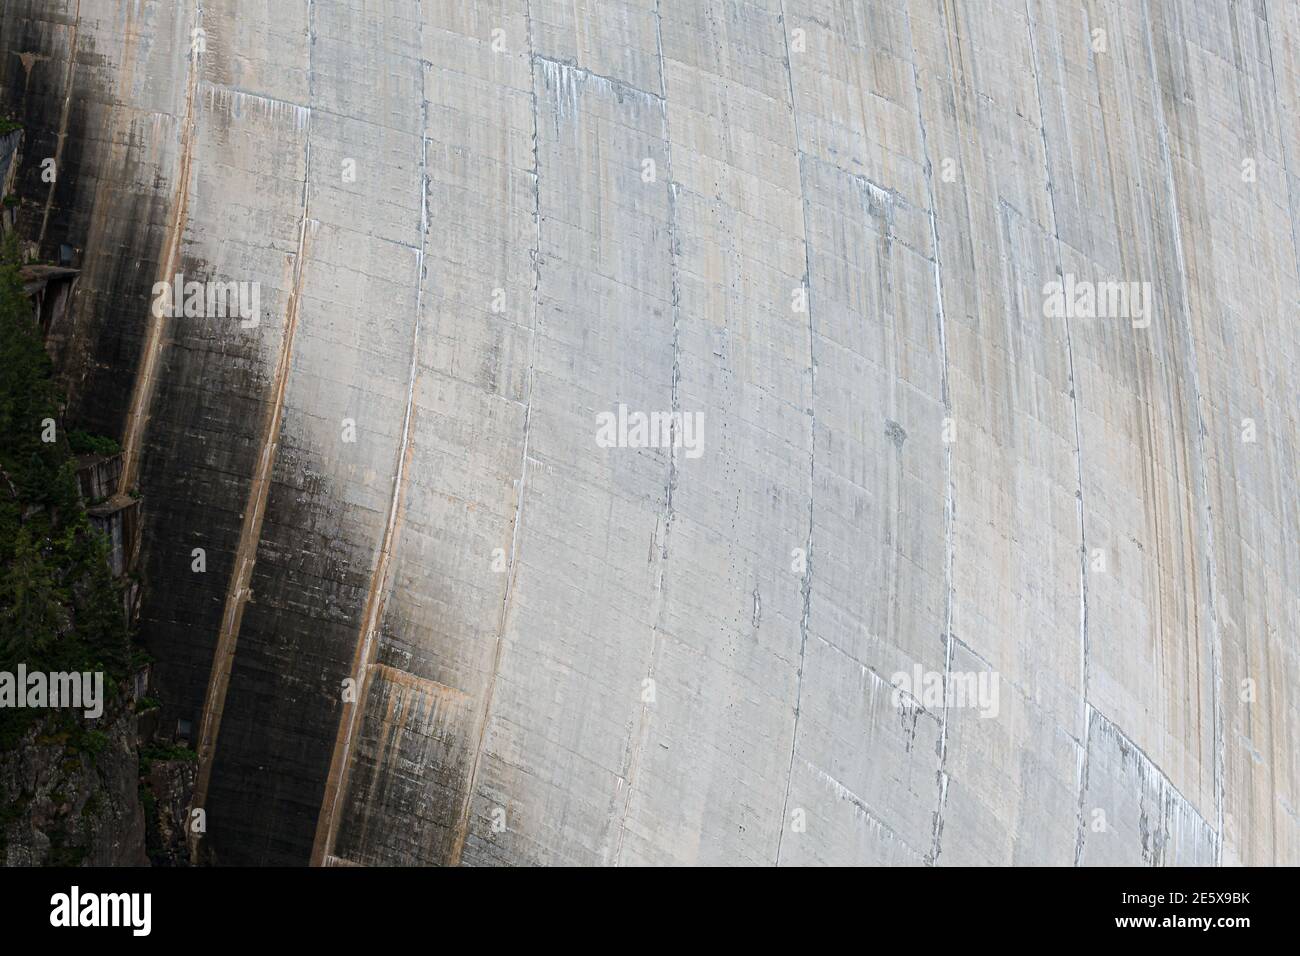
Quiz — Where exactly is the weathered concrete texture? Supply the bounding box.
[0,0,185,438]
[1078,710,1217,865]
[2,0,1297,866]
[135,0,313,837]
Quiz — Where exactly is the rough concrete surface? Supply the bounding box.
[1,0,1296,865]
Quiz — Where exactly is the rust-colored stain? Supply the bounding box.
[333,660,469,862]
[17,51,48,86]
[371,664,467,773]
[371,663,468,705]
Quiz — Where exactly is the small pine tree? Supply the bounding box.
[0,230,131,679]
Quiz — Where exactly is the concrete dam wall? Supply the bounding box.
[1,0,1296,866]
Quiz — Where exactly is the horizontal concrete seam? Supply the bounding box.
[530,53,664,103]
[1088,705,1218,835]
[198,81,310,113]
[369,663,468,702]
[804,761,927,860]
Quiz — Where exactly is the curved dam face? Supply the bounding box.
[2,0,1297,866]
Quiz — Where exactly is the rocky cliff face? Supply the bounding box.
[0,704,146,867]
[0,704,196,867]
[2,0,1296,866]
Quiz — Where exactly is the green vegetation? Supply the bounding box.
[44,832,87,867]
[138,741,196,774]
[0,231,136,861]
[0,231,132,700]
[76,729,110,762]
[0,118,22,136]
[67,430,121,457]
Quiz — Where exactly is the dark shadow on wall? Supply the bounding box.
[0,6,388,868]
[0,4,173,441]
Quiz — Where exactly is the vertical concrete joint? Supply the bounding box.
[774,0,818,868]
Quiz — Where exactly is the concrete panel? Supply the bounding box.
[2,0,1295,866]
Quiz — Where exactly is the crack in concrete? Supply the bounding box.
[905,0,956,868]
[1023,0,1096,868]
[609,0,681,866]
[774,0,817,869]
[448,1,544,866]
